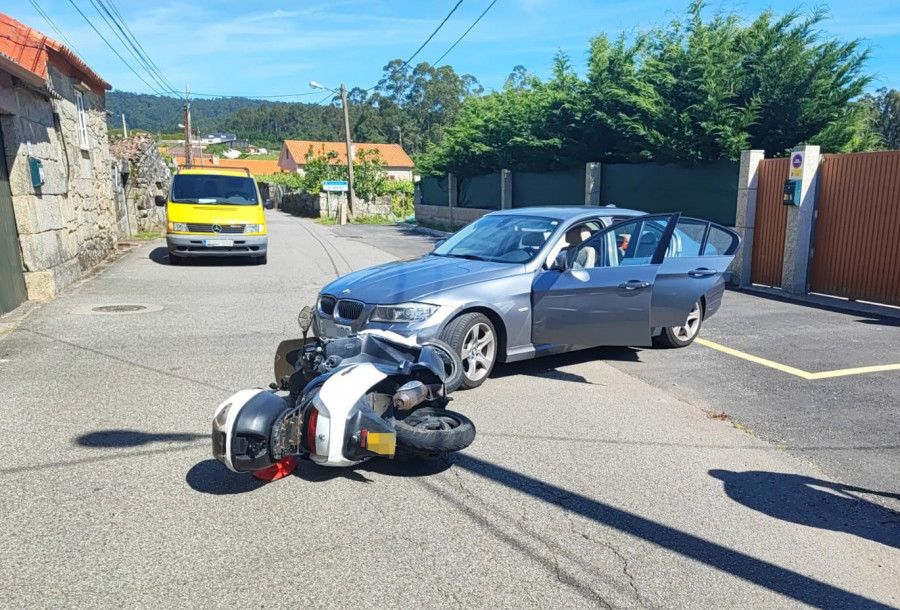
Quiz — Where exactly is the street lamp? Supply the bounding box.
[310,80,355,225]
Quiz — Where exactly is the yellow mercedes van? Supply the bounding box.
[156,167,268,265]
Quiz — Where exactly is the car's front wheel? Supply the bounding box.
[440,313,498,390]
[654,299,703,348]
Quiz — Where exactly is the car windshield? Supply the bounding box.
[171,174,258,205]
[432,215,559,263]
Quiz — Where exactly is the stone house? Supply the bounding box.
[278,140,414,181]
[110,135,170,236]
[0,12,117,312]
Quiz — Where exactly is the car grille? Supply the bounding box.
[336,299,364,321]
[186,223,245,234]
[319,295,335,317]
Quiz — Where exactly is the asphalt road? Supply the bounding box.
[1,213,898,609]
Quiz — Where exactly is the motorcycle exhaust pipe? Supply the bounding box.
[393,381,434,410]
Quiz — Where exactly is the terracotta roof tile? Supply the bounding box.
[0,11,111,91]
[282,140,413,169]
[174,156,281,177]
[110,134,156,162]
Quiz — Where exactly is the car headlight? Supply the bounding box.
[370,303,438,323]
[170,222,188,232]
[244,224,264,234]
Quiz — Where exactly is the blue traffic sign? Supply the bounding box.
[322,181,349,192]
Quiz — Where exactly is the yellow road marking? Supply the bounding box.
[694,338,900,380]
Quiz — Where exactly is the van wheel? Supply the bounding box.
[255,253,268,265]
[440,313,497,390]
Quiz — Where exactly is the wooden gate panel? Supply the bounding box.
[750,157,790,287]
[811,152,900,306]
[0,125,27,315]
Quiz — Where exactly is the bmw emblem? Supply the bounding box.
[212,224,222,233]
[342,288,351,294]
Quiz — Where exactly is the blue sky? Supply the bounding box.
[11,0,900,98]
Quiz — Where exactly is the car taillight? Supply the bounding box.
[307,408,319,455]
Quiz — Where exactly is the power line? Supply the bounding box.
[104,0,179,93]
[63,0,168,95]
[433,0,499,66]
[28,0,86,59]
[367,0,465,91]
[86,0,175,95]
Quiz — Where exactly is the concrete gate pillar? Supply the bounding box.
[500,169,512,209]
[731,150,765,286]
[585,162,601,205]
[780,145,821,295]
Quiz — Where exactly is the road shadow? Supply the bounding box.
[148,247,255,266]
[449,453,895,609]
[76,429,205,448]
[709,470,900,550]
[730,287,900,327]
[186,454,451,494]
[492,346,641,384]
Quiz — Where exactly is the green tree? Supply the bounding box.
[862,88,900,149]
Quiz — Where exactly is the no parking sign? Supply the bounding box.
[789,152,804,180]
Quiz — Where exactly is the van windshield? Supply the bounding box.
[171,174,258,205]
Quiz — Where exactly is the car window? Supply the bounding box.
[667,219,707,258]
[574,217,672,268]
[432,214,560,263]
[704,225,740,256]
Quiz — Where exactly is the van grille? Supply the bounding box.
[336,299,365,321]
[186,223,245,234]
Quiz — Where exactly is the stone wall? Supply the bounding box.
[111,136,170,236]
[1,66,117,300]
[414,203,487,230]
[274,187,392,219]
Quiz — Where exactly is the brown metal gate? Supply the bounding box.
[750,157,790,287]
[0,124,27,315]
[810,151,900,306]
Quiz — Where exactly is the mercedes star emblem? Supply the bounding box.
[212,224,222,233]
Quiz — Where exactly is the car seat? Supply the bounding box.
[634,231,659,259]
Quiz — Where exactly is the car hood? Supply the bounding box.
[321,255,524,304]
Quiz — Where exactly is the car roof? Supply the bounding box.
[486,206,646,221]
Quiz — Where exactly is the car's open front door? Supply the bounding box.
[531,214,679,348]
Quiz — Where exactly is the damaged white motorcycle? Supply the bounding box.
[212,307,476,480]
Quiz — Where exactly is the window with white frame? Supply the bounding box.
[74,90,90,150]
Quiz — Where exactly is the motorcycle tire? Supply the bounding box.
[395,407,476,454]
[420,339,464,393]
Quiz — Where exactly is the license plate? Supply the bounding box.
[204,239,233,247]
[366,432,396,456]
[335,324,351,337]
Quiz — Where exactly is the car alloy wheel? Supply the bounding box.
[672,301,702,342]
[462,322,495,383]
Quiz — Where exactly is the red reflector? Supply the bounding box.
[307,409,319,455]
[360,429,368,448]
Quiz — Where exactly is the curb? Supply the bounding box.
[395,222,452,238]
[731,285,900,320]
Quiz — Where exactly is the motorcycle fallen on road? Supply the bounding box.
[212,307,475,479]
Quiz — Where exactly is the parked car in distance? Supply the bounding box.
[156,166,268,265]
[314,207,740,389]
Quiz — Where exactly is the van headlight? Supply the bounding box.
[243,224,264,234]
[370,303,438,323]
[170,222,188,232]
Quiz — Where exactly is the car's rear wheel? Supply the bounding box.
[440,313,497,390]
[654,299,703,348]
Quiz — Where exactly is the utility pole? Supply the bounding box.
[122,113,128,138]
[184,84,193,166]
[395,125,402,149]
[340,83,355,225]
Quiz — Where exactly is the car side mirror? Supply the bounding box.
[154,195,166,207]
[432,238,446,251]
[550,251,568,271]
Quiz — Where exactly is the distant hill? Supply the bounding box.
[107,91,278,133]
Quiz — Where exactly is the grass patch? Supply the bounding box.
[315,217,337,225]
[133,231,163,240]
[315,214,396,226]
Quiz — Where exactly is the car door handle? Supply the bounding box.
[618,280,650,290]
[688,268,717,278]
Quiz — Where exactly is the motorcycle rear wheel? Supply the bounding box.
[395,407,475,454]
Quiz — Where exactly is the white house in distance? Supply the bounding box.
[278,140,414,181]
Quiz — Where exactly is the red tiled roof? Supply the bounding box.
[174,156,281,177]
[283,140,413,168]
[0,11,111,91]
